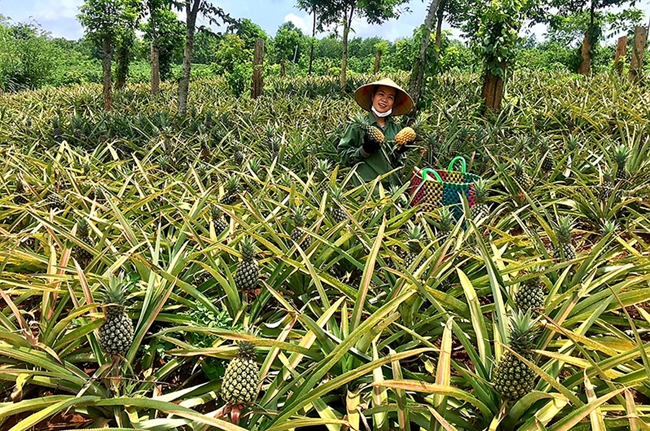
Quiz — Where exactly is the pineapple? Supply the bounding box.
[470,179,490,221]
[234,237,259,291]
[221,341,260,405]
[74,218,93,267]
[330,187,347,224]
[353,112,384,145]
[221,175,240,205]
[513,159,531,190]
[395,127,416,147]
[291,207,310,249]
[492,311,539,400]
[553,216,576,261]
[46,190,65,210]
[98,276,134,357]
[211,205,228,235]
[598,170,614,202]
[613,144,629,181]
[315,159,331,192]
[539,138,554,173]
[515,278,546,313]
[233,141,245,165]
[404,225,423,270]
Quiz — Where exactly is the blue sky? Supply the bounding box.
[0,0,648,43]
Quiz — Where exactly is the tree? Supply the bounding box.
[213,34,248,74]
[273,22,306,76]
[78,0,139,109]
[318,0,410,91]
[174,0,231,117]
[536,0,642,75]
[296,0,329,75]
[409,0,441,112]
[231,18,268,51]
[115,26,137,90]
[464,0,527,112]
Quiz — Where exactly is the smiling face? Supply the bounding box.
[371,85,397,114]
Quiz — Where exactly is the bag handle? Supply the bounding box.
[421,168,443,182]
[447,156,466,174]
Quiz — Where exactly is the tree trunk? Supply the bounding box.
[435,0,445,51]
[409,0,441,111]
[577,31,592,75]
[482,61,505,112]
[374,50,382,74]
[178,0,200,117]
[614,36,627,76]
[251,38,264,99]
[101,37,113,111]
[629,25,647,83]
[115,42,129,90]
[308,9,316,76]
[151,43,160,94]
[340,6,354,92]
[281,58,286,76]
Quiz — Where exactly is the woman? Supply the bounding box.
[338,78,416,187]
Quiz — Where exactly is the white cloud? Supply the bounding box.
[33,0,83,21]
[284,13,310,34]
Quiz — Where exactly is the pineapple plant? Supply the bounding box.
[46,189,65,210]
[539,138,554,173]
[233,141,245,165]
[211,205,228,235]
[553,216,576,261]
[437,208,454,238]
[220,175,241,205]
[353,112,384,145]
[74,218,93,267]
[470,179,490,220]
[403,225,423,270]
[513,158,531,190]
[492,311,539,400]
[234,237,259,291]
[613,144,629,181]
[98,275,134,357]
[221,341,260,405]
[515,278,546,313]
[291,207,310,249]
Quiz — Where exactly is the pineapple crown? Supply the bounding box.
[77,218,89,238]
[508,310,539,353]
[225,175,240,193]
[474,179,488,202]
[438,208,454,232]
[601,220,617,236]
[613,144,628,167]
[513,158,526,174]
[240,237,257,262]
[406,225,423,253]
[211,205,223,220]
[237,341,257,360]
[248,158,261,172]
[293,207,308,228]
[100,273,130,308]
[567,135,578,151]
[555,216,574,244]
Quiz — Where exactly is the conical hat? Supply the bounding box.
[354,78,414,116]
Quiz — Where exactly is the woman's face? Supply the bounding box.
[372,85,396,114]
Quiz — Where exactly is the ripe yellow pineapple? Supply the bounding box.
[395,127,416,147]
[221,341,260,405]
[353,112,384,144]
[98,275,134,357]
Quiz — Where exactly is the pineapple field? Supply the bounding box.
[1,70,650,430]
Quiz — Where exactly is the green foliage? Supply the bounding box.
[140,6,185,80]
[78,0,140,47]
[0,19,59,91]
[212,33,249,75]
[468,0,526,79]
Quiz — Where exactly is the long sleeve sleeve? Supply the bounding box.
[337,123,366,166]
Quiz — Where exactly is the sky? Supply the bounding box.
[0,0,648,44]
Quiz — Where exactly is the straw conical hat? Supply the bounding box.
[354,78,414,116]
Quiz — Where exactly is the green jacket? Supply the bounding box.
[337,113,406,187]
